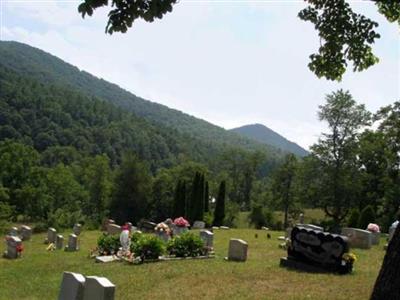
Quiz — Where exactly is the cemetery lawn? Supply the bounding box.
[0,229,385,300]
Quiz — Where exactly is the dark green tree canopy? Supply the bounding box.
[78,0,177,34]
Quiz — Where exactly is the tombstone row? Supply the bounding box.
[45,227,79,251]
[58,272,115,300]
[8,225,32,241]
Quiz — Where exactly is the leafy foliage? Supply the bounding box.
[97,233,120,255]
[213,181,226,226]
[167,232,204,257]
[358,205,376,230]
[131,234,165,260]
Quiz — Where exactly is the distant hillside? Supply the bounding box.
[0,41,287,173]
[231,124,309,157]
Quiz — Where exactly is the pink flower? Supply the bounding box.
[367,223,380,233]
[173,217,190,227]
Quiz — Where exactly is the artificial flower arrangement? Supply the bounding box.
[342,252,357,264]
[154,222,172,235]
[173,217,190,228]
[367,223,380,233]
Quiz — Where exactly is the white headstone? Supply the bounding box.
[20,225,32,241]
[65,234,79,251]
[107,224,121,235]
[341,227,372,249]
[58,272,86,300]
[199,230,213,248]
[73,224,82,236]
[192,221,206,229]
[56,235,64,250]
[83,276,115,300]
[220,226,230,230]
[227,239,248,262]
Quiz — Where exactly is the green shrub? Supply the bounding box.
[248,203,274,229]
[347,208,360,228]
[167,232,204,257]
[97,233,120,255]
[131,235,165,260]
[130,231,142,245]
[358,205,375,229]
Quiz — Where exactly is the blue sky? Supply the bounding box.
[1,0,399,149]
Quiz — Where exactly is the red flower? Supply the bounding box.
[16,244,24,253]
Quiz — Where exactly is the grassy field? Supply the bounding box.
[0,229,384,300]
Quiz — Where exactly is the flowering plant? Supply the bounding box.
[367,223,380,233]
[173,217,190,228]
[342,252,357,264]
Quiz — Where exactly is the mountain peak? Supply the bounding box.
[230,124,308,157]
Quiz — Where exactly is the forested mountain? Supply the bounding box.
[231,124,309,157]
[0,41,284,161]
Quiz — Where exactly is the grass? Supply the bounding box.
[0,229,385,300]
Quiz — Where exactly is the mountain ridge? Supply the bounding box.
[230,123,308,157]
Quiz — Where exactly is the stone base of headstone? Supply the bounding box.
[280,257,352,274]
[96,256,120,263]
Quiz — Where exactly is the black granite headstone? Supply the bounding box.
[281,225,352,274]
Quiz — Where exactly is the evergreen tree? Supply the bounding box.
[204,181,209,213]
[213,181,226,226]
[173,180,186,218]
[358,205,375,229]
[347,208,360,228]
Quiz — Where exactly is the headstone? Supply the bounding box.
[192,221,206,229]
[20,225,32,241]
[220,226,230,230]
[138,220,157,233]
[199,230,214,248]
[299,213,304,224]
[156,231,170,242]
[388,222,398,242]
[106,224,121,235]
[96,256,119,263]
[212,226,219,230]
[73,224,82,236]
[46,228,57,244]
[58,272,86,300]
[56,235,64,250]
[281,226,351,273]
[261,226,269,231]
[296,224,323,232]
[341,228,372,249]
[9,226,19,236]
[285,227,292,239]
[227,239,248,262]
[102,219,115,231]
[83,276,115,300]
[65,234,79,251]
[172,225,188,236]
[4,236,22,259]
[371,232,381,245]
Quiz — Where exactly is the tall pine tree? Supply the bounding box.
[173,180,186,218]
[204,181,209,213]
[213,180,226,226]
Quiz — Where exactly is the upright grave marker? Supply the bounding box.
[200,230,214,248]
[341,228,372,249]
[46,228,57,244]
[56,235,64,250]
[83,276,115,300]
[281,226,352,274]
[73,224,82,236]
[58,272,86,300]
[3,236,22,259]
[65,234,79,251]
[227,239,248,262]
[106,224,121,235]
[20,225,32,241]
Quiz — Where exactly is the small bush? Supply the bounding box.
[167,232,204,257]
[97,233,120,255]
[130,231,142,246]
[358,205,375,229]
[131,235,164,260]
[248,203,274,229]
[347,208,360,228]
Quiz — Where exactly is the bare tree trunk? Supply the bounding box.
[370,225,400,300]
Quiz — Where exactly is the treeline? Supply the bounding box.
[250,91,399,232]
